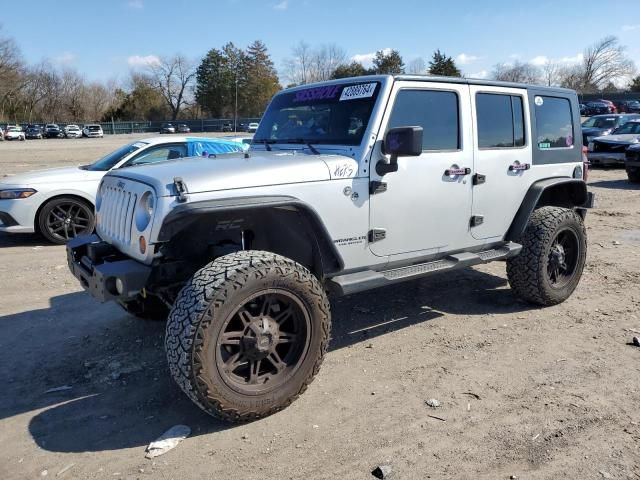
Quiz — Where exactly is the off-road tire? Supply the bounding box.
[38,197,95,244]
[118,295,169,321]
[507,206,587,306]
[165,250,331,422]
[627,169,640,183]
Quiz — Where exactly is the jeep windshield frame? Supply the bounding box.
[253,81,381,147]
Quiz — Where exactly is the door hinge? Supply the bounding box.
[173,176,189,203]
[369,181,387,194]
[470,215,484,227]
[368,228,387,242]
[473,173,486,185]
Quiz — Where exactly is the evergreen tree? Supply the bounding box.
[331,61,369,79]
[244,40,281,116]
[428,50,461,77]
[629,75,640,92]
[371,50,404,75]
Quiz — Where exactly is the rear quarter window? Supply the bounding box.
[535,96,574,149]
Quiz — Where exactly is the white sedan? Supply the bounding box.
[4,126,25,141]
[0,136,246,243]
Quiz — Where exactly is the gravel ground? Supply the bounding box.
[0,136,639,480]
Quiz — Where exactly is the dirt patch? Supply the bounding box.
[0,142,639,479]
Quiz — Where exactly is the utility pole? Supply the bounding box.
[234,70,238,133]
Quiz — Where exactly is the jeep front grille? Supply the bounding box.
[592,141,626,153]
[99,185,137,245]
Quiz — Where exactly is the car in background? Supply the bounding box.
[247,122,259,133]
[579,103,587,116]
[615,100,640,114]
[4,126,25,141]
[587,119,640,166]
[176,124,190,133]
[83,124,104,138]
[583,101,611,116]
[44,124,63,138]
[0,129,3,141]
[220,122,233,132]
[160,123,176,134]
[597,99,617,113]
[64,124,83,138]
[581,114,640,145]
[625,143,640,182]
[0,136,247,244]
[25,125,43,139]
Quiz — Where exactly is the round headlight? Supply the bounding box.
[135,191,154,231]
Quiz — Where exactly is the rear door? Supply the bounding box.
[469,86,532,240]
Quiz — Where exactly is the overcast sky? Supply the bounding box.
[3,0,640,83]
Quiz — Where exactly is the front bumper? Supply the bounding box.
[67,234,151,303]
[587,152,626,166]
[0,196,39,233]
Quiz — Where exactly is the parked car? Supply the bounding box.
[579,103,587,116]
[44,124,63,138]
[4,126,25,141]
[25,125,44,139]
[615,100,640,114]
[0,129,3,141]
[66,75,594,422]
[160,123,176,134]
[64,124,83,138]
[625,143,640,182]
[581,114,640,145]
[82,124,104,138]
[0,136,247,244]
[247,122,260,133]
[583,101,611,116]
[176,124,190,133]
[597,99,617,113]
[220,122,233,132]
[587,119,640,166]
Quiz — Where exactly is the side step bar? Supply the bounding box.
[328,242,522,296]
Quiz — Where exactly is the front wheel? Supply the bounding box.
[165,251,331,422]
[38,197,95,244]
[507,206,587,306]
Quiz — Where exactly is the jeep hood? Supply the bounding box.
[0,166,103,187]
[108,151,356,196]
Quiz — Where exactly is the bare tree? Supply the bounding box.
[492,61,541,84]
[147,55,196,120]
[408,57,426,74]
[579,36,635,91]
[283,42,347,85]
[540,61,562,87]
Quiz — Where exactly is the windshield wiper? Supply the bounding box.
[285,139,320,155]
[253,139,275,151]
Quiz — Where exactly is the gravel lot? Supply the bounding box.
[0,136,639,480]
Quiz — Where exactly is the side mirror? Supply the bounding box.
[377,126,423,176]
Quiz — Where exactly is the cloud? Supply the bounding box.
[273,0,288,9]
[456,53,480,65]
[351,48,391,68]
[127,55,160,68]
[127,0,143,8]
[558,53,583,65]
[530,55,549,66]
[622,24,640,32]
[509,53,521,60]
[469,70,488,79]
[52,52,76,65]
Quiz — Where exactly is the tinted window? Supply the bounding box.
[476,93,525,148]
[612,122,640,135]
[535,96,574,149]
[87,142,146,171]
[387,89,459,150]
[581,116,617,128]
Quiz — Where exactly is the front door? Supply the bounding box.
[369,81,474,257]
[469,86,532,240]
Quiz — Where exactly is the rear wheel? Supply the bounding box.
[38,197,95,244]
[165,250,330,422]
[627,169,640,183]
[507,206,587,306]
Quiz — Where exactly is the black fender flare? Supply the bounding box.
[505,178,589,242]
[157,195,343,276]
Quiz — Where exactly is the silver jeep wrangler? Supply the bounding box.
[67,75,594,422]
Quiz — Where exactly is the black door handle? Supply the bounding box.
[444,167,471,176]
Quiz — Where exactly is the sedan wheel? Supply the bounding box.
[38,197,95,244]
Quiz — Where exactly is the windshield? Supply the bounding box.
[253,81,380,146]
[86,142,146,171]
[582,116,617,128]
[612,123,640,135]
[88,126,101,131]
